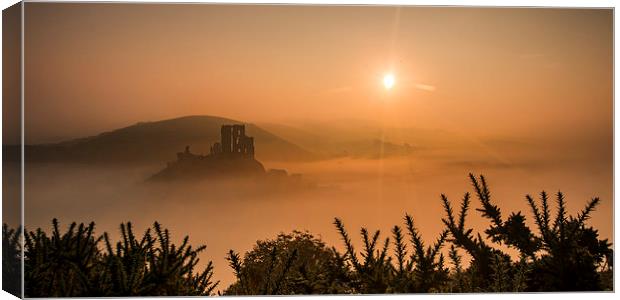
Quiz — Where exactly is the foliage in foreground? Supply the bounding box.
[226,174,613,294]
[440,174,613,292]
[224,231,353,295]
[2,224,21,297]
[3,220,218,297]
[2,174,614,296]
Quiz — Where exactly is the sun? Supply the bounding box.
[383,73,395,90]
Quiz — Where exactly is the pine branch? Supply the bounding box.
[392,226,407,273]
[577,197,600,225]
[458,192,471,232]
[526,194,546,238]
[448,245,462,272]
[540,191,551,233]
[471,174,503,229]
[404,214,425,263]
[553,191,567,237]
[333,218,360,271]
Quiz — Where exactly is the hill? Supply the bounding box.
[258,121,419,159]
[13,116,315,164]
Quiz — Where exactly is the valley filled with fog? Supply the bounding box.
[23,125,612,288]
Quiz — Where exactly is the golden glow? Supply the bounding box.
[383,73,395,90]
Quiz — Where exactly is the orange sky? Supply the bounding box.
[13,5,615,282]
[21,4,612,144]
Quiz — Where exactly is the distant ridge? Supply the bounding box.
[11,115,315,164]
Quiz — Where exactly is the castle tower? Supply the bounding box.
[215,124,254,158]
[232,125,245,153]
[221,125,233,153]
[245,136,254,157]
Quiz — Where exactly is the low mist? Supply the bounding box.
[23,135,612,289]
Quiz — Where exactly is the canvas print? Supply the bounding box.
[1,2,614,297]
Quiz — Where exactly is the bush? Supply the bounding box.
[4,174,613,296]
[333,216,450,293]
[440,174,613,292]
[224,230,352,295]
[21,220,218,297]
[2,224,21,297]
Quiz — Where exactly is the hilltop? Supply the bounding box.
[13,115,315,164]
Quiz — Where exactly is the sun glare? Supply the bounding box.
[383,73,395,90]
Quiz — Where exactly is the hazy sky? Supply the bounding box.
[22,4,612,144]
[16,5,614,284]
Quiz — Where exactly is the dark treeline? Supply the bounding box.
[2,174,613,297]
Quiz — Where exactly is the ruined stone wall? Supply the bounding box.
[221,125,233,153]
[218,124,254,158]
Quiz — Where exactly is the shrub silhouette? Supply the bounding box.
[333,217,450,293]
[2,224,22,297]
[441,174,613,292]
[224,231,352,295]
[3,174,613,296]
[21,219,218,297]
[225,174,612,294]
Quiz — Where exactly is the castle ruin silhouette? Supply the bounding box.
[210,125,254,157]
[152,124,264,181]
[176,124,255,162]
[150,124,307,184]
